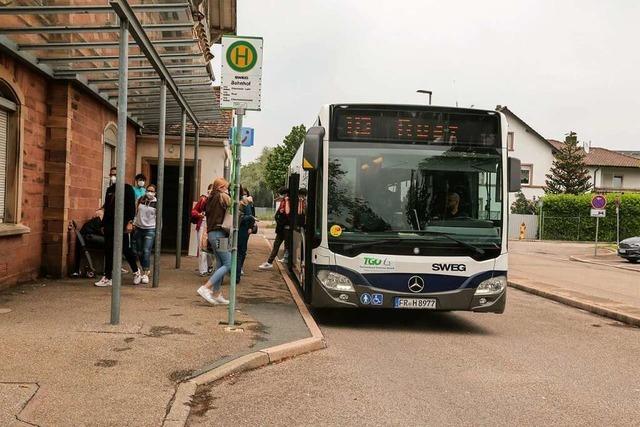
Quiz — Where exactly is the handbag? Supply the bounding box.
[221,211,233,236]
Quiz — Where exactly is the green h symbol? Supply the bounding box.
[234,46,250,66]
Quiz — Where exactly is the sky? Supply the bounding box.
[212,0,640,163]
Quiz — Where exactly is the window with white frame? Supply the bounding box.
[612,175,623,189]
[507,132,514,151]
[520,164,532,186]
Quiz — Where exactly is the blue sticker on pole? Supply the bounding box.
[228,127,255,147]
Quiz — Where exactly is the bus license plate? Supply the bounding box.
[395,298,437,309]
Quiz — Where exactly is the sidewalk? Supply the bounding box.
[509,241,640,327]
[0,234,310,426]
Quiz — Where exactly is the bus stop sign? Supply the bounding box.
[591,194,607,210]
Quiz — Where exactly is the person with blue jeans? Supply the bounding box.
[133,184,157,285]
[197,177,231,305]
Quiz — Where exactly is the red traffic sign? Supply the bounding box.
[591,194,607,210]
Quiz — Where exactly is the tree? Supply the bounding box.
[240,147,273,207]
[510,191,536,214]
[545,132,592,195]
[264,124,306,193]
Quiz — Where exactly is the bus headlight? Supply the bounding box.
[317,270,355,292]
[474,276,507,296]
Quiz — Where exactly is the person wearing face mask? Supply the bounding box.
[95,166,140,287]
[191,183,214,276]
[133,184,157,285]
[133,173,147,201]
[236,185,256,283]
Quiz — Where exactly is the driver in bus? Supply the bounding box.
[432,192,468,220]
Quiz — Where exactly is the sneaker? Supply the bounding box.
[94,276,112,287]
[277,257,288,263]
[258,262,273,270]
[213,295,229,305]
[198,271,209,277]
[133,270,142,285]
[141,274,149,285]
[197,286,218,304]
[241,270,245,276]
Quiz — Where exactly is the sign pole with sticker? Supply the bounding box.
[221,36,263,327]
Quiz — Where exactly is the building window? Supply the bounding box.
[612,175,623,189]
[0,87,19,225]
[102,124,117,201]
[507,132,514,151]
[520,164,532,186]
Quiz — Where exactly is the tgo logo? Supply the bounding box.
[363,257,393,267]
[363,257,382,266]
[432,263,467,272]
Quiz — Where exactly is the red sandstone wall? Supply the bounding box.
[0,55,47,289]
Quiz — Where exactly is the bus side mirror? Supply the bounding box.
[508,157,521,192]
[302,127,324,170]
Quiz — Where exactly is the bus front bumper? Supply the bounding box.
[312,279,506,313]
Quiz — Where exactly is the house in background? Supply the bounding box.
[497,106,640,209]
[496,106,557,204]
[548,141,640,192]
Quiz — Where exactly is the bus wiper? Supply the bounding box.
[396,230,485,255]
[342,239,400,251]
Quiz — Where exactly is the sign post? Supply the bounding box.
[614,196,621,246]
[221,36,263,327]
[590,195,607,257]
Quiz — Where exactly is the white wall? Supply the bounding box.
[136,135,229,196]
[589,166,640,191]
[504,112,555,206]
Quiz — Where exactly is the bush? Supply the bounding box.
[511,191,537,214]
[540,193,640,241]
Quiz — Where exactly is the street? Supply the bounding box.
[187,288,640,426]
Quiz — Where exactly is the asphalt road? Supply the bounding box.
[187,288,640,426]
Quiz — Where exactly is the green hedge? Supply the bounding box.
[540,193,640,241]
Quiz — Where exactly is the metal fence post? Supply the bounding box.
[175,110,186,268]
[577,215,581,241]
[111,18,129,325]
[152,80,166,288]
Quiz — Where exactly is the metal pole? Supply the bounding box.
[616,205,620,246]
[228,109,244,327]
[594,217,599,257]
[110,18,129,325]
[175,110,187,268]
[193,127,200,201]
[152,80,167,288]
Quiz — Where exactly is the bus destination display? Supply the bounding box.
[333,108,500,147]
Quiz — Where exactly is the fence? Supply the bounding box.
[254,207,275,220]
[508,214,539,239]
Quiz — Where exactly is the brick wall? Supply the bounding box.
[0,54,138,286]
[0,55,47,290]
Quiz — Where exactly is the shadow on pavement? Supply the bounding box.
[312,308,492,335]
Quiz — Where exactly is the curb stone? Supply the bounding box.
[508,280,640,328]
[569,255,640,273]
[162,237,326,427]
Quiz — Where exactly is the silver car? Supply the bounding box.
[618,236,640,263]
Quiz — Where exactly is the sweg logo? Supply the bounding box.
[432,263,466,272]
[363,257,391,266]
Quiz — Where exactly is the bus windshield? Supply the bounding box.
[327,142,503,246]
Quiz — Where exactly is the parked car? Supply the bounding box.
[618,236,640,263]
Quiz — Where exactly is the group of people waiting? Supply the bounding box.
[93,168,157,287]
[87,168,296,307]
[194,177,257,305]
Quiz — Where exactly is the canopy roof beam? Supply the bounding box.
[0,3,190,15]
[19,39,197,50]
[38,53,202,63]
[0,23,195,34]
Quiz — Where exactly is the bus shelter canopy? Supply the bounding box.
[0,0,224,132]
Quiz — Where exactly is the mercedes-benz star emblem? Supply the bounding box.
[408,276,425,293]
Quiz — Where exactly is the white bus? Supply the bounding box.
[286,104,520,312]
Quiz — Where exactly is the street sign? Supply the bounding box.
[590,208,606,218]
[220,36,263,110]
[591,194,607,210]
[228,127,255,147]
